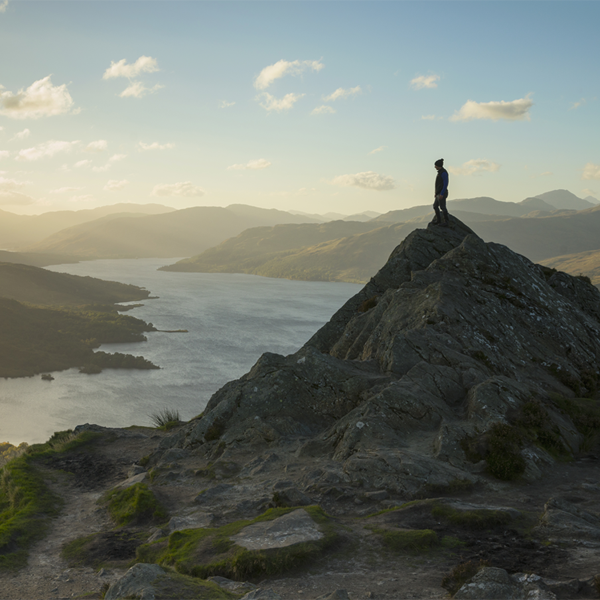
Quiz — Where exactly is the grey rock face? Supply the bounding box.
[534,497,600,545]
[165,218,600,490]
[104,563,164,600]
[230,508,323,550]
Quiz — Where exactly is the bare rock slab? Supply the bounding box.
[230,508,324,550]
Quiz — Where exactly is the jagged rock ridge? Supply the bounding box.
[162,217,600,494]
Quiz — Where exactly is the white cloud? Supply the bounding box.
[570,98,586,110]
[0,176,33,205]
[138,141,174,151]
[103,56,159,80]
[421,115,436,120]
[311,105,335,115]
[151,182,205,197]
[10,128,30,141]
[0,0,9,14]
[16,140,79,161]
[330,171,396,191]
[0,150,8,160]
[50,186,83,194]
[109,153,127,162]
[74,159,91,168]
[258,92,304,112]
[227,159,271,171]
[583,163,600,180]
[410,74,440,90]
[254,59,324,90]
[219,100,235,109]
[448,159,501,176]
[119,81,164,99]
[369,146,385,155]
[451,95,533,122]
[84,139,108,153]
[0,76,75,119]
[104,179,129,191]
[323,86,362,102]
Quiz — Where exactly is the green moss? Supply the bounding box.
[152,571,238,599]
[136,506,338,580]
[358,296,378,313]
[61,530,146,569]
[376,528,439,553]
[103,483,168,526]
[431,504,514,530]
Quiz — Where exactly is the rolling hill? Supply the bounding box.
[540,249,600,286]
[0,262,151,307]
[0,203,174,251]
[25,205,321,259]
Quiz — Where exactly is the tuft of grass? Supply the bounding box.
[441,560,490,597]
[149,408,181,431]
[550,394,600,451]
[431,503,514,530]
[358,296,378,313]
[102,483,168,526]
[152,571,238,599]
[136,506,338,580]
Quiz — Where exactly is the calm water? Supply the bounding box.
[0,259,360,445]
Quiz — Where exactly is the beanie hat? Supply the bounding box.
[435,159,444,168]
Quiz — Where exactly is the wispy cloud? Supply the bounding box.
[448,159,500,176]
[0,0,9,14]
[104,179,129,191]
[16,140,79,161]
[0,76,75,119]
[570,98,586,110]
[451,95,533,122]
[583,163,600,180]
[369,146,385,155]
[311,105,335,115]
[0,176,34,205]
[138,141,174,151]
[151,182,205,197]
[119,82,164,99]
[74,159,91,169]
[254,59,324,90]
[10,128,30,141]
[92,153,127,172]
[323,86,361,102]
[227,159,271,170]
[258,92,304,112]
[410,74,440,90]
[219,100,235,109]
[50,186,83,194]
[70,194,95,203]
[103,56,159,80]
[84,139,108,153]
[330,171,396,191]
[0,151,9,160]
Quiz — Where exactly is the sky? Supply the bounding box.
[0,0,599,216]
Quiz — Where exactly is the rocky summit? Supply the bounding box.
[3,216,600,600]
[162,216,600,492]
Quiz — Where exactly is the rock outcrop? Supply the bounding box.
[159,217,600,494]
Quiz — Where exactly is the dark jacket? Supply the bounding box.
[435,168,449,198]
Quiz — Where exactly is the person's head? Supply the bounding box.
[434,158,444,170]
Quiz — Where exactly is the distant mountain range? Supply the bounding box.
[162,203,600,284]
[0,203,174,251]
[22,204,320,259]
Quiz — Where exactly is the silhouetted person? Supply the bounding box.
[432,158,450,227]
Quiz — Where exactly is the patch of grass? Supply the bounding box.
[0,429,100,571]
[152,571,238,599]
[376,528,439,553]
[441,560,490,597]
[204,421,225,442]
[102,483,168,526]
[61,530,146,569]
[550,394,600,451]
[135,506,338,580]
[149,408,181,431]
[431,503,514,530]
[358,296,378,313]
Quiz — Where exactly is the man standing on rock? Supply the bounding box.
[432,158,450,227]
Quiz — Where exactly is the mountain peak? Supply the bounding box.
[161,216,600,495]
